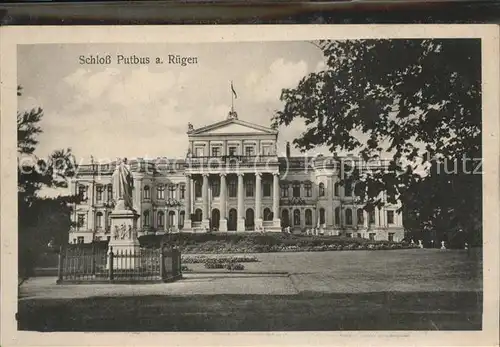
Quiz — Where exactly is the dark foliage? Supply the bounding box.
[272,39,481,242]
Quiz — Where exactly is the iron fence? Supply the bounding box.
[57,245,182,284]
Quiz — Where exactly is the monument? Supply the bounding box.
[108,158,140,269]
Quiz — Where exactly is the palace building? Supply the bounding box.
[69,110,404,244]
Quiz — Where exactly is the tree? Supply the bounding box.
[273,39,481,243]
[18,86,79,283]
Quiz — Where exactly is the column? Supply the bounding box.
[219,173,228,232]
[237,173,245,231]
[272,173,281,228]
[254,173,263,230]
[184,174,192,230]
[201,174,210,230]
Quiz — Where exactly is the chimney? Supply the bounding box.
[286,142,291,158]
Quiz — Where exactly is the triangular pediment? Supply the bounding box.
[189,119,277,136]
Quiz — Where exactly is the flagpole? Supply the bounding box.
[231,80,234,112]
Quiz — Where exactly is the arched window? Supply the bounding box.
[318,183,325,197]
[334,182,340,197]
[143,210,150,226]
[143,186,150,200]
[293,209,301,226]
[263,208,273,221]
[357,209,364,225]
[168,211,175,227]
[228,179,237,198]
[335,207,341,225]
[157,211,165,227]
[194,208,203,222]
[96,212,103,228]
[157,185,165,200]
[345,208,353,225]
[168,184,176,199]
[245,208,255,229]
[305,209,312,226]
[319,208,326,224]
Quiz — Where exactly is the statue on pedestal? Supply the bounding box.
[112,158,134,211]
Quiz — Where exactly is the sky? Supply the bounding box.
[18,41,333,165]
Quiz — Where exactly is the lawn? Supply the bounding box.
[18,249,482,331]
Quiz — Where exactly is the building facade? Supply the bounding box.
[69,111,404,244]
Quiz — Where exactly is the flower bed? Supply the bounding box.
[182,255,259,264]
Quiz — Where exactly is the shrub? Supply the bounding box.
[204,262,225,269]
[180,265,191,272]
[226,263,245,271]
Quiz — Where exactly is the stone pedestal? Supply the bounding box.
[254,218,263,231]
[201,219,210,232]
[219,218,228,232]
[107,208,140,270]
[183,219,192,232]
[237,218,246,232]
[264,218,282,233]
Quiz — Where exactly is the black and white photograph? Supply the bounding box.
[1,25,499,346]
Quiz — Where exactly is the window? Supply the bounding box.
[78,185,88,201]
[211,146,221,157]
[335,207,341,225]
[228,179,237,198]
[263,181,271,197]
[334,182,340,197]
[293,209,301,226]
[107,184,113,201]
[157,185,165,200]
[304,182,312,197]
[262,144,272,155]
[96,185,103,202]
[96,212,103,228]
[245,146,255,157]
[77,214,85,228]
[345,181,353,197]
[245,180,254,197]
[143,185,150,200]
[357,209,364,225]
[319,183,325,197]
[195,147,204,157]
[369,210,375,224]
[281,183,289,198]
[77,236,84,244]
[346,233,352,238]
[388,233,395,242]
[143,210,150,227]
[157,211,165,228]
[179,184,186,199]
[211,180,220,197]
[387,210,395,224]
[263,208,273,221]
[369,233,375,241]
[194,180,202,198]
[345,208,353,225]
[357,233,362,238]
[305,209,312,226]
[228,146,238,156]
[292,182,301,198]
[168,184,176,199]
[319,208,326,224]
